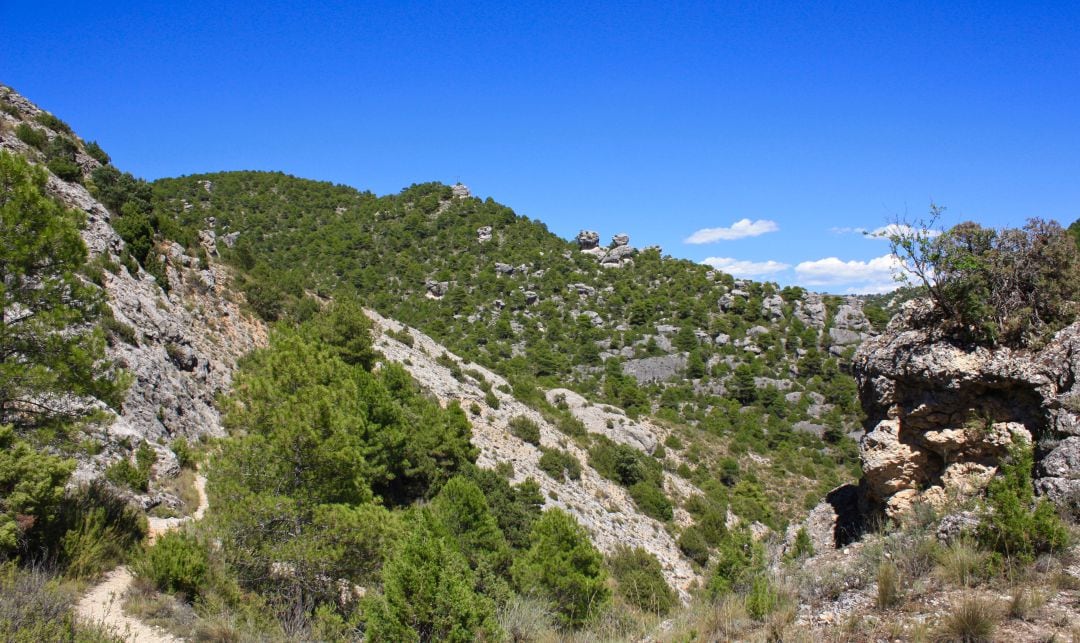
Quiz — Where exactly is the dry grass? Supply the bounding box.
[936,595,998,642]
[935,539,990,587]
[876,560,902,609]
[151,468,201,518]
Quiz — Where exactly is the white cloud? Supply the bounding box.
[685,218,779,244]
[831,224,942,240]
[703,257,790,277]
[866,224,942,240]
[794,254,904,293]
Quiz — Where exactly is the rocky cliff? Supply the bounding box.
[0,87,266,500]
[853,301,1080,518]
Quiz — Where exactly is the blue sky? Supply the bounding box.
[4,1,1079,293]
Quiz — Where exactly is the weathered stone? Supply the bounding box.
[576,230,600,250]
[476,225,492,242]
[854,299,1080,517]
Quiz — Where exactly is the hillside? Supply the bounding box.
[150,171,872,522]
[4,83,1079,642]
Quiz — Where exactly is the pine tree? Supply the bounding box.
[512,508,609,628]
[0,150,124,436]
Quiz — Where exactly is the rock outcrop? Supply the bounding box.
[853,301,1080,518]
[576,229,600,251]
[0,89,267,491]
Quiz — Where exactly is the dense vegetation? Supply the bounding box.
[149,171,865,531]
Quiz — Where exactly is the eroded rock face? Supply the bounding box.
[0,93,267,490]
[853,301,1080,518]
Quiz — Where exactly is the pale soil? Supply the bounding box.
[75,472,207,642]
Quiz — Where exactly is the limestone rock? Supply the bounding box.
[425,280,449,298]
[476,225,492,242]
[451,183,470,198]
[853,300,1080,517]
[611,233,630,247]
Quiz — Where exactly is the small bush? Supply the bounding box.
[678,526,710,566]
[977,442,1070,561]
[608,545,677,615]
[484,389,500,409]
[790,527,814,559]
[171,438,195,470]
[937,595,997,642]
[142,531,209,598]
[538,447,581,482]
[14,123,46,149]
[628,481,673,521]
[46,157,82,183]
[508,415,541,446]
[745,577,781,621]
[105,442,156,492]
[53,482,147,578]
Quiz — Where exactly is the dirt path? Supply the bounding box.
[76,472,208,642]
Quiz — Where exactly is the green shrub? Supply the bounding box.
[678,526,710,566]
[508,415,541,446]
[53,482,147,578]
[34,112,73,135]
[706,527,762,597]
[629,481,673,521]
[790,527,814,559]
[538,447,581,482]
[84,140,110,165]
[745,576,780,621]
[364,510,499,642]
[977,442,1069,561]
[46,157,82,183]
[608,545,676,615]
[484,389,500,409]
[14,123,46,149]
[143,531,208,598]
[171,437,195,470]
[512,509,609,628]
[105,442,155,492]
[0,426,74,557]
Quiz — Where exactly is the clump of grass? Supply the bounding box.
[935,538,991,587]
[876,560,902,609]
[1007,587,1043,621]
[937,595,997,643]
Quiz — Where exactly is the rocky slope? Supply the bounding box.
[0,87,266,506]
[853,301,1080,518]
[368,309,701,596]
